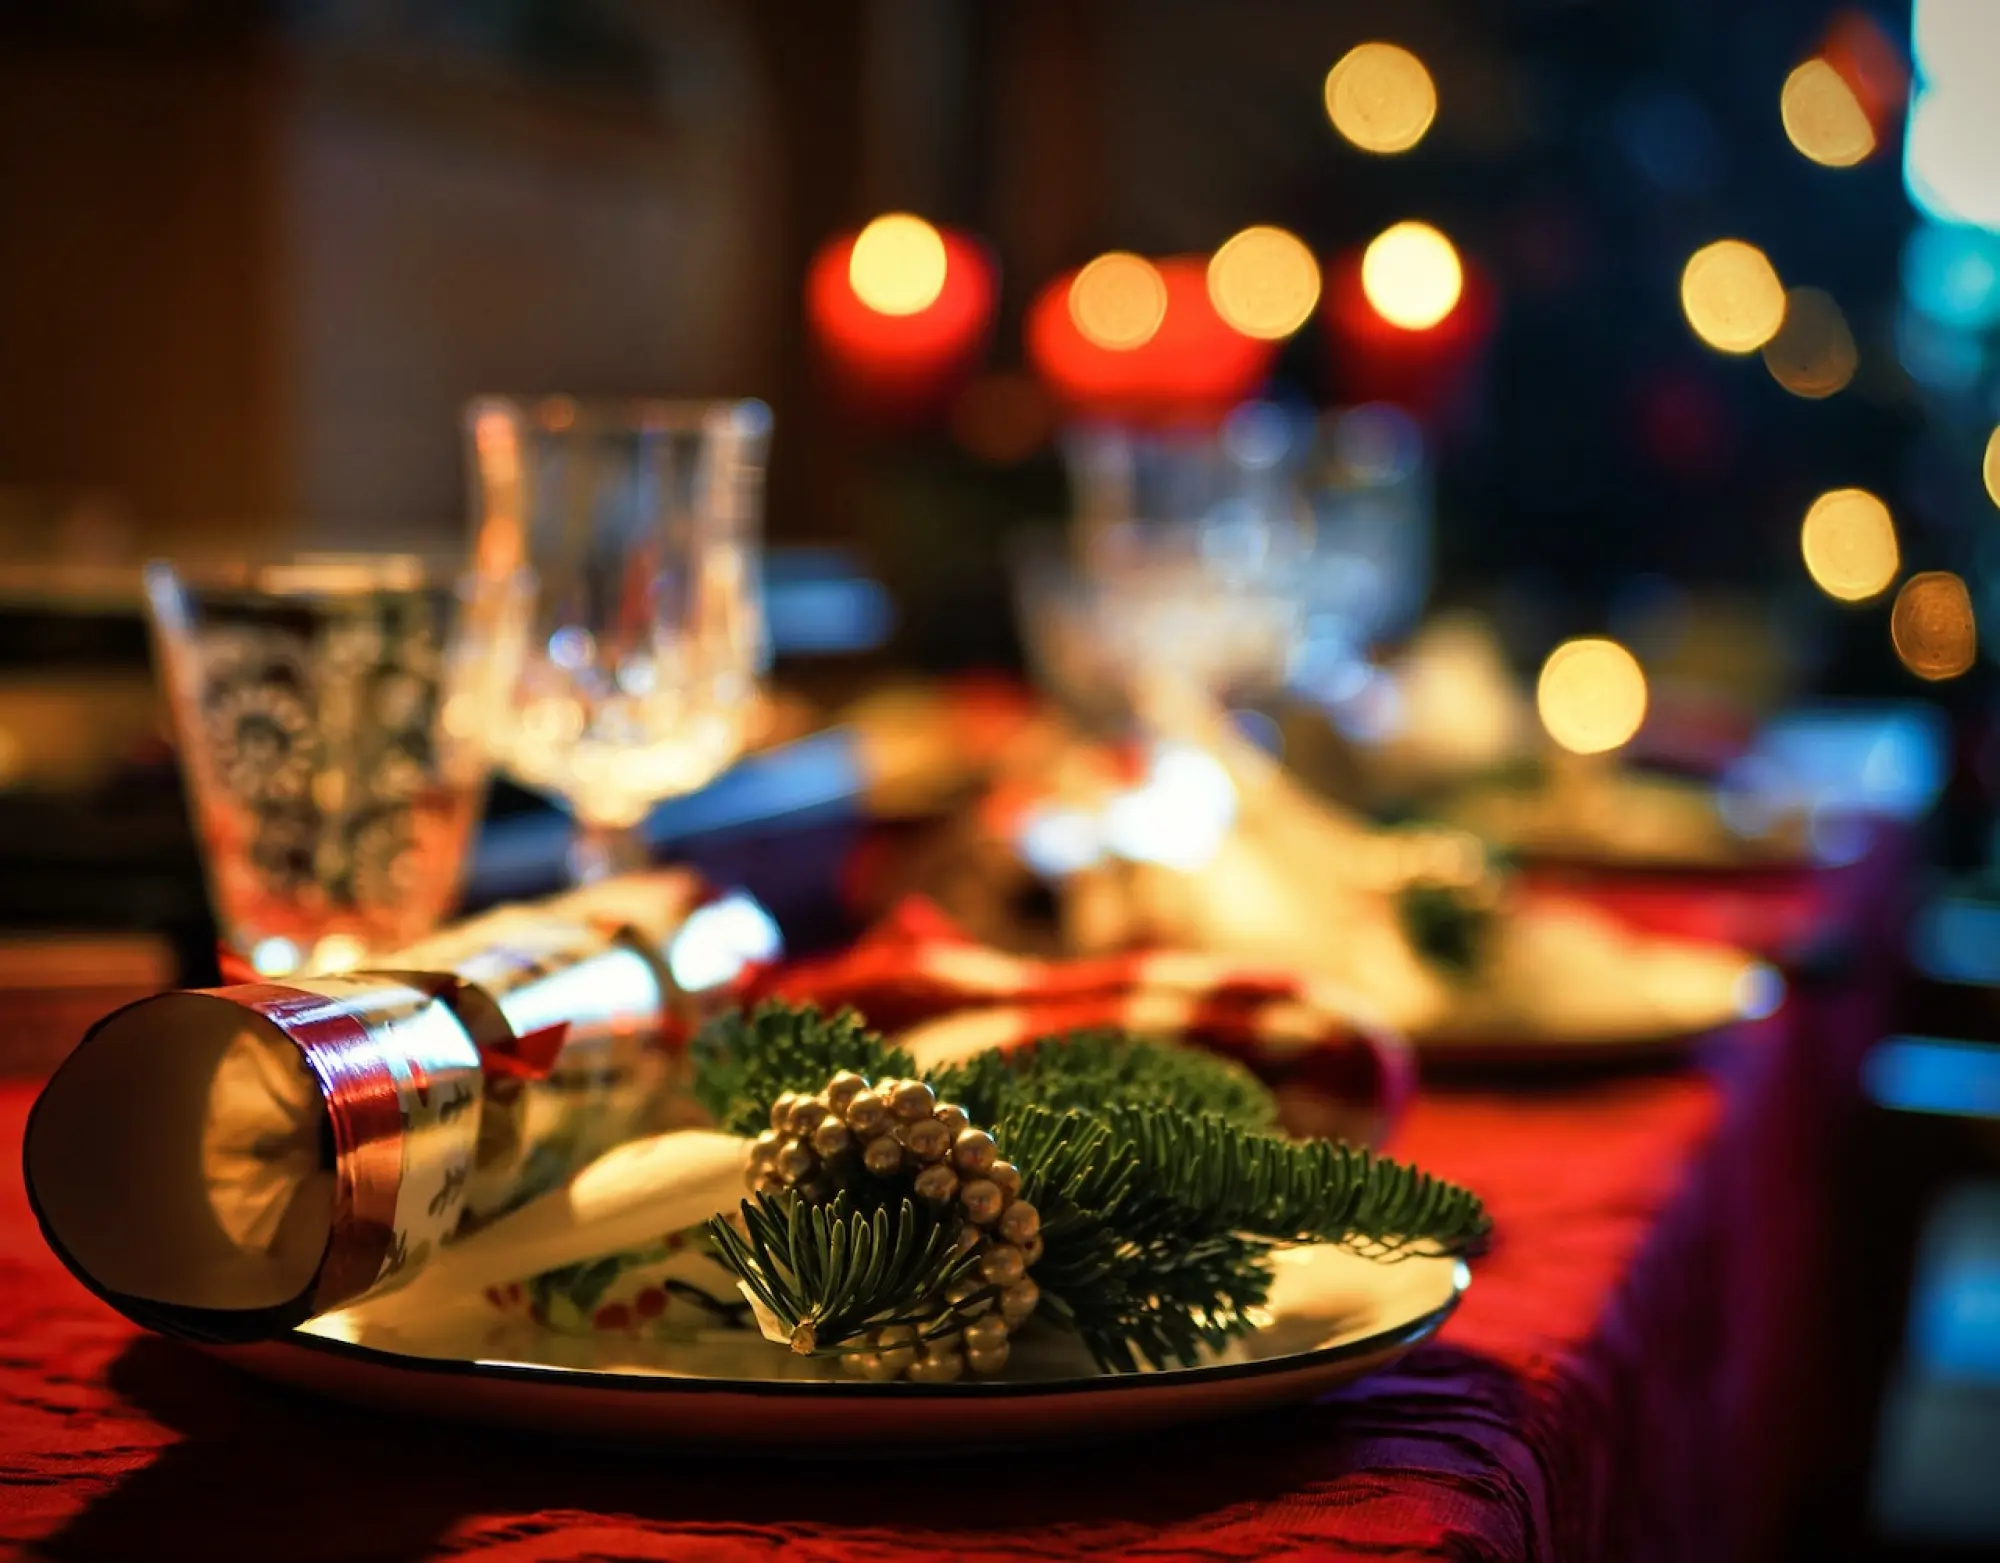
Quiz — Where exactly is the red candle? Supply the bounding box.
[1319,223,1494,421]
[1027,254,1277,426]
[805,214,997,424]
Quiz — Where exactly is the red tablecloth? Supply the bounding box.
[0,941,1889,1563]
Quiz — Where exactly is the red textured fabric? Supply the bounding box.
[0,926,1888,1563]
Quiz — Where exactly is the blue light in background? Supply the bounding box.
[1907,1182,2000,1387]
[1864,1036,2000,1120]
[763,548,894,654]
[1912,900,2000,986]
[1901,223,2000,330]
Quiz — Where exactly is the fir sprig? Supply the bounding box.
[932,1029,1280,1134]
[997,1105,1489,1370]
[706,1193,985,1354]
[692,1003,914,1138]
[692,1002,1491,1376]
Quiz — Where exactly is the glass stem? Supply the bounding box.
[568,818,652,885]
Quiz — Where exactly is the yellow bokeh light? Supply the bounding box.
[1207,226,1322,340]
[848,213,948,316]
[1984,425,2000,508]
[1680,239,1786,354]
[1801,487,1899,602]
[1892,571,1977,681]
[1762,286,1857,399]
[1536,638,1649,756]
[1780,58,1876,169]
[1360,221,1463,330]
[1069,252,1169,350]
[1324,42,1437,154]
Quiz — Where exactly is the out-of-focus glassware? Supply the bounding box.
[1058,403,1433,708]
[1012,520,1302,735]
[1027,410,1310,733]
[1062,408,1308,549]
[464,396,772,883]
[1288,403,1432,698]
[144,555,523,977]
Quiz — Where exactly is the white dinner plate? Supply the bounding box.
[215,1245,1467,1450]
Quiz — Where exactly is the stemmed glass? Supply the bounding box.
[464,396,772,883]
[144,555,525,976]
[1017,411,1310,736]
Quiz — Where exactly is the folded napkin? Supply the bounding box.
[855,687,1780,1052]
[755,897,1413,1148]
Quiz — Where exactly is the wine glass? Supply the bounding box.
[464,396,772,883]
[144,555,524,976]
[1019,410,1309,736]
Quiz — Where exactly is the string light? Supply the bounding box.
[1762,287,1857,399]
[1324,42,1437,154]
[1068,252,1168,350]
[1892,571,1977,680]
[1360,222,1463,330]
[1984,426,2000,508]
[1680,240,1786,354]
[1801,488,1899,602]
[1207,226,1322,339]
[848,214,948,316]
[1780,58,1876,167]
[1536,638,1648,755]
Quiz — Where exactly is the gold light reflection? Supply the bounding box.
[1207,226,1322,340]
[1801,487,1899,602]
[848,213,948,316]
[1360,222,1463,330]
[1069,252,1169,350]
[1762,287,1857,398]
[310,934,368,974]
[1892,571,1977,681]
[1324,43,1437,154]
[1536,638,1649,756]
[1780,58,1876,168]
[1680,240,1786,354]
[1984,425,2000,508]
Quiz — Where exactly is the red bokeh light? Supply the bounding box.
[805,224,997,424]
[1026,255,1277,426]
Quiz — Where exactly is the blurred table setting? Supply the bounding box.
[11,6,2000,1556]
[0,357,1959,1563]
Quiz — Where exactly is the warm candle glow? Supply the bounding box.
[1680,240,1786,355]
[848,213,949,316]
[1030,256,1276,419]
[1360,222,1463,330]
[1801,487,1899,602]
[1208,226,1322,340]
[1324,42,1437,154]
[1068,252,1168,350]
[1536,638,1648,755]
[1892,571,1977,680]
[1780,58,1876,167]
[806,221,997,419]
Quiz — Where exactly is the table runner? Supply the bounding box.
[0,924,1888,1563]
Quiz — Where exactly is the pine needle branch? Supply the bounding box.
[705,1194,983,1353]
[998,1104,1490,1371]
[932,1030,1280,1133]
[691,1002,916,1138]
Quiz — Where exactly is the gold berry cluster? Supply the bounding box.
[746,1071,1042,1382]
